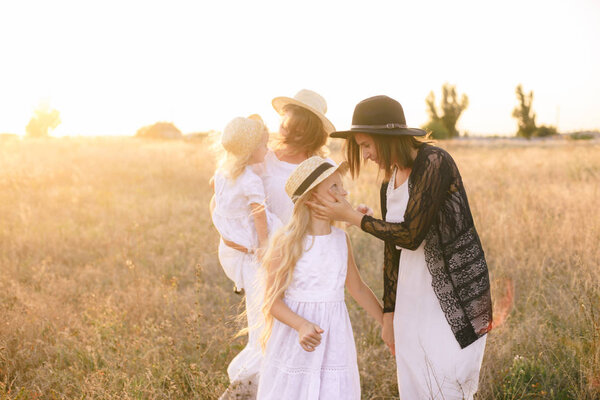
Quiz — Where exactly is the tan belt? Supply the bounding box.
[222,238,253,254]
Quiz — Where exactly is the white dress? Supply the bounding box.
[212,166,281,290]
[254,150,336,225]
[386,169,487,400]
[212,166,281,394]
[254,150,297,224]
[257,227,361,400]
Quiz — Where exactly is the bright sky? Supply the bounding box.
[1,0,599,137]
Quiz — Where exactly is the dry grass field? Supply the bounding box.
[0,136,598,399]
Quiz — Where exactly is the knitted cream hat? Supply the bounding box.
[221,114,268,157]
[272,89,336,134]
[285,156,348,203]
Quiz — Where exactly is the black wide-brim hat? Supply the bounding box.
[330,95,427,138]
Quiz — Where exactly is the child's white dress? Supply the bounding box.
[257,226,361,400]
[212,166,281,393]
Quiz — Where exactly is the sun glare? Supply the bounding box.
[0,0,598,137]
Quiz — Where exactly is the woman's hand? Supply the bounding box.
[382,313,395,356]
[343,204,373,228]
[297,321,324,352]
[306,191,364,227]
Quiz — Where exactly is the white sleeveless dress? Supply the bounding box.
[254,150,336,225]
[253,150,297,224]
[387,169,487,400]
[257,227,361,399]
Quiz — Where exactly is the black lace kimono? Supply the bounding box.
[361,144,493,348]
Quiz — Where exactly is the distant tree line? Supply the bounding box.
[423,83,559,139]
[21,85,561,139]
[135,122,182,140]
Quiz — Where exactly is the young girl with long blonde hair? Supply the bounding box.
[256,156,383,400]
[210,115,281,399]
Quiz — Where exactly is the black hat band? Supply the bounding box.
[351,123,407,130]
[292,162,334,201]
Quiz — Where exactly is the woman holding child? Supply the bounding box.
[254,89,336,224]
[214,90,342,399]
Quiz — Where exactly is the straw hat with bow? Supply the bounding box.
[285,156,348,204]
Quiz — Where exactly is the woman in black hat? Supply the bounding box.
[306,95,492,399]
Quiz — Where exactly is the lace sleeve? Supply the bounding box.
[379,181,399,313]
[383,240,400,313]
[361,148,451,250]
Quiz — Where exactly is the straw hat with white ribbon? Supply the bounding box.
[285,156,348,204]
[272,89,336,134]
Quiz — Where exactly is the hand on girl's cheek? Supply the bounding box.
[324,192,337,203]
[313,192,335,204]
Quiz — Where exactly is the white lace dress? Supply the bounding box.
[257,227,361,399]
[387,169,487,400]
[212,166,281,396]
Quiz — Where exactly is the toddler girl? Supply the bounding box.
[211,115,280,398]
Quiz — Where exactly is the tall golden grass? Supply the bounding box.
[0,137,598,399]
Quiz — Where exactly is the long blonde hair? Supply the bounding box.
[216,150,253,182]
[260,194,316,350]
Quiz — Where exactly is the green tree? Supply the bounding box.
[534,125,558,137]
[512,84,537,139]
[512,85,558,138]
[422,119,450,140]
[423,83,469,139]
[26,103,61,138]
